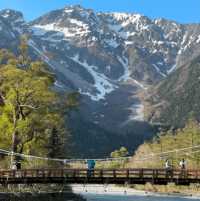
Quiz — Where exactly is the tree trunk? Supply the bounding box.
[11,109,18,169]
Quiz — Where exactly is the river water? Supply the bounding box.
[81,193,200,201]
[1,192,199,201]
[72,185,200,201]
[1,185,200,201]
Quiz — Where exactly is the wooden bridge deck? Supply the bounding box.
[0,168,200,185]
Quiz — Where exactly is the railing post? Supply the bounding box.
[12,170,16,178]
[47,170,51,178]
[113,170,116,178]
[24,170,27,178]
[171,169,174,179]
[186,170,188,179]
[126,170,129,179]
[42,170,45,178]
[100,170,103,178]
[152,170,155,180]
[36,169,39,178]
[73,170,76,178]
[61,169,64,177]
[154,169,158,179]
[152,169,158,183]
[139,169,143,178]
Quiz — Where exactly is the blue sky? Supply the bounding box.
[0,0,199,23]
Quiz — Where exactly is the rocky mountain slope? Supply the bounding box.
[145,55,200,128]
[0,5,200,156]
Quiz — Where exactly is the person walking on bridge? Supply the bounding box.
[179,158,186,170]
[165,159,172,178]
[179,158,187,178]
[165,159,171,170]
[87,159,96,177]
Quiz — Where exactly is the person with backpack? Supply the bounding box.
[87,159,96,177]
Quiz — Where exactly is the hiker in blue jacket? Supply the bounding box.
[87,159,96,177]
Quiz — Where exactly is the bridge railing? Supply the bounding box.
[0,168,200,180]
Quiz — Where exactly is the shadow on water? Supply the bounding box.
[0,192,86,201]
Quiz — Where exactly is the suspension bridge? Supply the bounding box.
[0,168,200,186]
[0,146,200,186]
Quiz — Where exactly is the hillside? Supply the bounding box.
[127,119,200,169]
[146,55,200,127]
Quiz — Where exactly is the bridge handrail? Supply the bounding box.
[0,168,199,179]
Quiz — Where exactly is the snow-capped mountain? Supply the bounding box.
[0,6,200,156]
[28,6,200,99]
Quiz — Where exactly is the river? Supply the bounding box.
[72,185,200,201]
[1,185,200,201]
[81,193,200,201]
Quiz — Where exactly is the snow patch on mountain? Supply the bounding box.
[167,64,177,74]
[111,13,142,24]
[117,56,130,81]
[1,10,14,18]
[70,18,86,27]
[117,55,147,89]
[2,13,9,18]
[104,38,119,48]
[54,80,65,89]
[0,9,24,24]
[132,79,147,90]
[132,103,144,121]
[70,54,117,101]
[152,64,166,77]
[28,39,56,70]
[197,35,200,43]
[122,102,144,125]
[64,8,73,14]
[32,22,90,38]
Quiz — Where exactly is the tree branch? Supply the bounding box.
[20,104,38,110]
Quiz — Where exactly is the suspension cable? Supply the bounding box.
[0,144,200,164]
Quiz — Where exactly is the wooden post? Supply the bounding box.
[195,170,198,179]
[139,169,143,179]
[61,169,64,177]
[12,170,16,178]
[73,170,76,178]
[100,170,103,178]
[42,170,45,178]
[126,170,129,179]
[113,170,116,178]
[36,169,39,178]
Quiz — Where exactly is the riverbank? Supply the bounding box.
[133,183,200,198]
